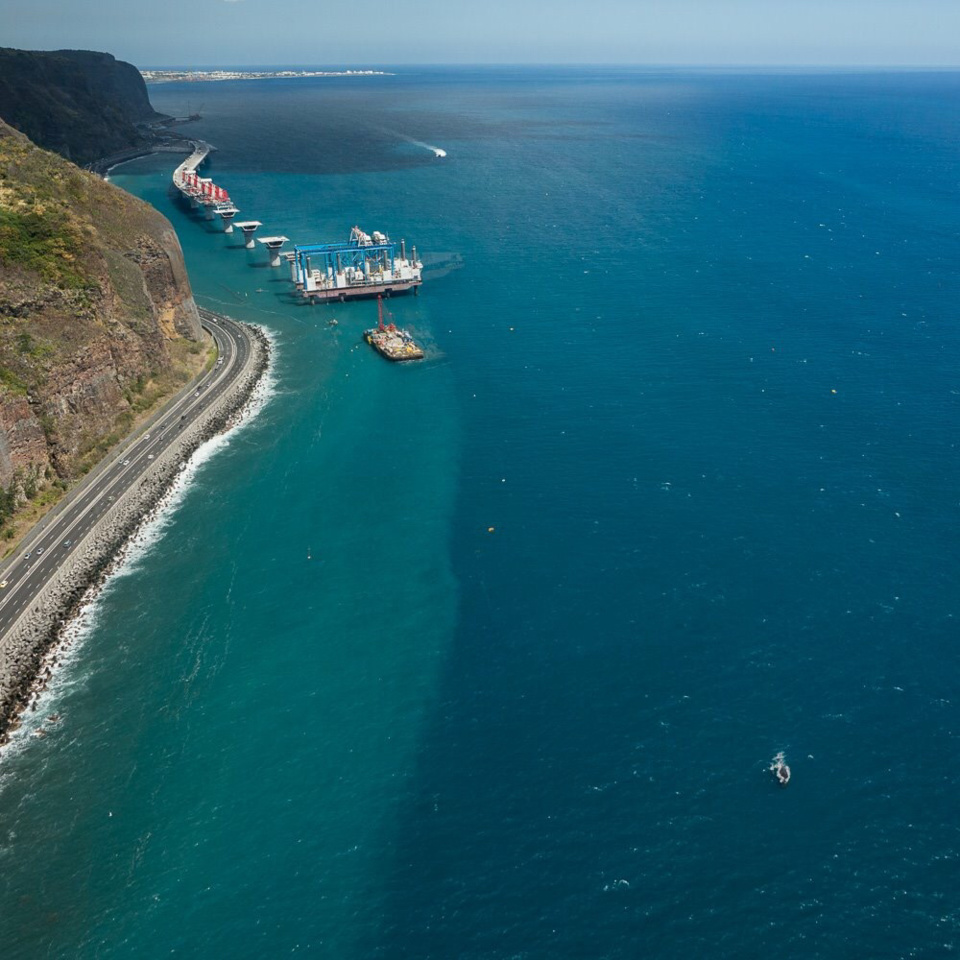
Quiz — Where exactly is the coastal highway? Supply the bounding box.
[0,309,255,645]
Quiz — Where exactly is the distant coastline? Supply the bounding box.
[141,69,393,84]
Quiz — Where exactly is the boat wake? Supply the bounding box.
[406,136,446,158]
[381,127,447,158]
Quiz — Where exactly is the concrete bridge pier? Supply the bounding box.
[217,205,239,233]
[258,236,289,268]
[235,221,262,249]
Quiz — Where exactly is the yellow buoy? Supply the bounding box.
[487,526,495,533]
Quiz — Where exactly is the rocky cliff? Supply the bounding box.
[0,118,202,533]
[0,48,167,166]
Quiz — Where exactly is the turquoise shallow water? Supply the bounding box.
[1,68,960,958]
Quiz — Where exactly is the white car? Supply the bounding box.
[122,459,130,466]
[148,454,155,460]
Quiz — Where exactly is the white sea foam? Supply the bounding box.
[0,326,278,767]
[109,431,233,579]
[0,604,102,774]
[121,323,277,572]
[112,328,277,576]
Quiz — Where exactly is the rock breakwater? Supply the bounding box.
[0,322,271,743]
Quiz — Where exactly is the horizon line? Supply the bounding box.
[136,61,960,72]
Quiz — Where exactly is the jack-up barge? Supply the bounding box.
[291,226,422,303]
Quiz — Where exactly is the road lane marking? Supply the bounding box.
[0,321,250,634]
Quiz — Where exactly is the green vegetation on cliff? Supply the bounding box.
[0,200,87,288]
[0,118,204,541]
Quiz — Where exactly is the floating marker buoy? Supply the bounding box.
[831,389,837,394]
[487,527,495,533]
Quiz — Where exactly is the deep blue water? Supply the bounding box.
[1,68,959,958]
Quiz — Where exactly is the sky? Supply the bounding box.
[3,0,960,68]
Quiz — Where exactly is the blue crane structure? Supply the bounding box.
[292,227,406,288]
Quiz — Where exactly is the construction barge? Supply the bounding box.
[291,226,423,302]
[364,297,424,362]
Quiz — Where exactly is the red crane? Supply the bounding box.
[376,295,396,332]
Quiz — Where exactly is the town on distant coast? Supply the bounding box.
[141,68,392,83]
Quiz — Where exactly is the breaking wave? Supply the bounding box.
[0,326,278,767]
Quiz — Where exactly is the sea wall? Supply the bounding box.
[0,325,270,740]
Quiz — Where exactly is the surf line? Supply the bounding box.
[0,321,274,748]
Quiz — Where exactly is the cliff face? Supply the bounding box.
[0,119,202,525]
[0,48,167,166]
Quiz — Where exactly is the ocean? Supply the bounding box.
[1,67,959,958]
